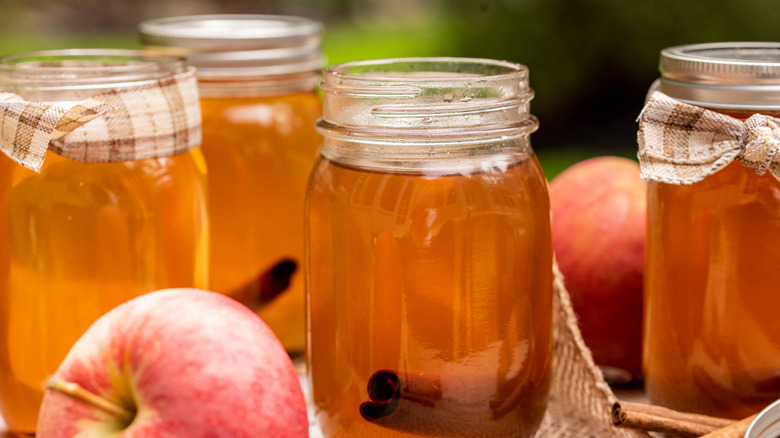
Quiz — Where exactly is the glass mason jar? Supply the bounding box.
[306,58,553,437]
[140,15,323,355]
[644,43,780,419]
[0,50,208,434]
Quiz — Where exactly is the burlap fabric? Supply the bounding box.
[536,262,650,438]
[638,91,780,184]
[0,67,201,172]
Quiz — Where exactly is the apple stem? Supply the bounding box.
[45,375,134,423]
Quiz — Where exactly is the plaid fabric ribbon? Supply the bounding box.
[0,67,201,172]
[637,91,780,184]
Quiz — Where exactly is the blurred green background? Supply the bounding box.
[2,0,780,177]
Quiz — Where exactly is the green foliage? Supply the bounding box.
[322,18,459,65]
[442,0,780,150]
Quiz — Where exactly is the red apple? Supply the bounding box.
[549,156,646,382]
[36,288,308,438]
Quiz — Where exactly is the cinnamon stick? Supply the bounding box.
[612,401,735,437]
[227,258,297,311]
[360,370,442,422]
[700,414,758,438]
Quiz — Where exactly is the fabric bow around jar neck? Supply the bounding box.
[0,67,201,173]
[638,91,780,185]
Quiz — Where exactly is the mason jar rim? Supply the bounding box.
[0,49,186,90]
[322,57,528,84]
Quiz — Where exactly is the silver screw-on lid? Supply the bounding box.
[139,14,324,78]
[745,398,780,438]
[659,42,780,110]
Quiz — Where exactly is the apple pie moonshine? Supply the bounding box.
[640,43,780,419]
[0,49,207,434]
[140,15,324,355]
[306,58,553,437]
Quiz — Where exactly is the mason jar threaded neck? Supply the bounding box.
[319,57,535,134]
[316,57,538,172]
[0,49,186,100]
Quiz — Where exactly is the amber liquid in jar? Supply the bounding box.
[640,42,780,419]
[200,92,321,354]
[139,14,325,355]
[0,150,208,434]
[645,158,780,418]
[307,155,553,437]
[645,107,780,418]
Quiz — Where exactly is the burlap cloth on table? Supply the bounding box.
[539,262,649,438]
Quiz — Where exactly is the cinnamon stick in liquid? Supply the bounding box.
[360,369,443,422]
[227,258,297,311]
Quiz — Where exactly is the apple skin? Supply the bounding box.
[549,156,646,381]
[37,288,308,438]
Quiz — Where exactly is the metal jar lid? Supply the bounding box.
[745,398,780,438]
[659,42,780,111]
[138,14,324,79]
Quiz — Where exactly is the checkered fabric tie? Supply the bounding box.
[638,91,780,185]
[0,67,201,172]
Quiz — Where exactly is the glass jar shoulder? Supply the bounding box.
[200,91,321,125]
[308,153,549,224]
[650,160,780,210]
[7,148,205,184]
[199,92,322,158]
[3,149,207,218]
